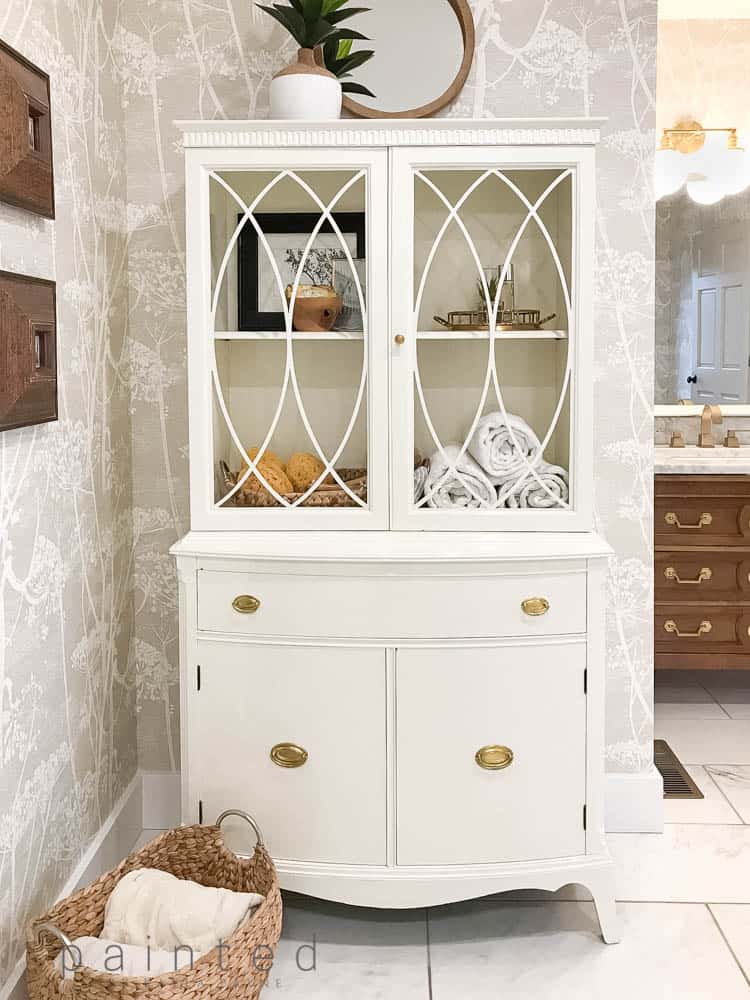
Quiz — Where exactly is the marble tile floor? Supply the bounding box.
[129,670,750,998]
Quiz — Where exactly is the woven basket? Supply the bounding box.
[220,460,367,508]
[26,811,282,1000]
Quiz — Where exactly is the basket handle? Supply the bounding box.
[36,922,79,967]
[215,809,264,849]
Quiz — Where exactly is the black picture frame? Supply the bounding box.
[237,212,366,332]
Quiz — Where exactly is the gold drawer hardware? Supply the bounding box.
[475,745,514,771]
[522,597,550,617]
[664,512,712,530]
[664,619,712,638]
[664,567,713,585]
[394,334,406,345]
[232,594,261,614]
[270,743,308,769]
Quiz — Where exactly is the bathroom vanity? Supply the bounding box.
[656,448,750,670]
[172,119,618,942]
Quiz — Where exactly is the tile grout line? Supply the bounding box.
[425,908,433,1000]
[696,678,733,718]
[706,903,750,989]
[702,766,747,825]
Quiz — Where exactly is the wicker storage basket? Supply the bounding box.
[26,811,282,1000]
[220,460,367,508]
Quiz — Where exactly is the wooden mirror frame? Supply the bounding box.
[342,0,475,120]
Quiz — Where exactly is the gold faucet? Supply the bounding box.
[699,404,722,448]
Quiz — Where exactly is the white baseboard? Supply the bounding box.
[141,771,181,830]
[605,766,664,833]
[0,773,143,1000]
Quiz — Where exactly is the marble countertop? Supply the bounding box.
[655,446,750,475]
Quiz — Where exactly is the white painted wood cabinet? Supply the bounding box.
[173,120,619,944]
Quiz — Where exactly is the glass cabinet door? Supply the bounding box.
[188,150,388,530]
[390,147,594,531]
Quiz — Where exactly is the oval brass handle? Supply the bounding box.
[394,334,406,345]
[475,745,514,770]
[270,743,308,769]
[232,594,260,614]
[664,512,712,530]
[522,597,549,617]
[664,619,712,638]
[664,567,712,585]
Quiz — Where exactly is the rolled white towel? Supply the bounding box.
[505,463,569,509]
[103,868,263,953]
[55,936,201,980]
[468,412,541,485]
[425,445,496,509]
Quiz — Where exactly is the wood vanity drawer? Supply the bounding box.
[656,605,750,656]
[655,475,750,546]
[396,643,586,866]
[655,552,750,601]
[197,568,587,639]
[189,642,386,865]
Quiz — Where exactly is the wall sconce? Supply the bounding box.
[655,119,750,204]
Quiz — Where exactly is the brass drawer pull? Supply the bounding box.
[664,512,712,530]
[232,594,260,614]
[664,567,713,585]
[522,597,549,617]
[475,745,514,771]
[270,743,308,769]
[664,619,712,638]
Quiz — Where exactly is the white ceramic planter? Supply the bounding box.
[270,48,342,121]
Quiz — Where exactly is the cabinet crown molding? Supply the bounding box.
[175,118,604,149]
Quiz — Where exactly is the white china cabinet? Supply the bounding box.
[173,119,619,943]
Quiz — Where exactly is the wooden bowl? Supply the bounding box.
[286,285,343,333]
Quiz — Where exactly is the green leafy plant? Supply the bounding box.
[323,37,375,98]
[257,0,370,52]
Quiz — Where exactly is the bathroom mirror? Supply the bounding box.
[656,187,750,410]
[343,0,475,120]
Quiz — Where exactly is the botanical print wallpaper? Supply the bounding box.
[0,0,136,986]
[123,0,657,776]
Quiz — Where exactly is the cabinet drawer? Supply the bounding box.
[189,643,386,865]
[655,606,750,655]
[655,553,750,602]
[197,569,587,639]
[655,476,750,546]
[396,643,586,866]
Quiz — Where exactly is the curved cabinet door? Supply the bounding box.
[396,643,587,866]
[190,642,386,865]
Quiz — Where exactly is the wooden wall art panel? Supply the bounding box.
[0,39,54,218]
[0,269,57,432]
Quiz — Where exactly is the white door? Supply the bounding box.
[690,226,750,404]
[390,145,595,532]
[189,642,387,864]
[396,643,587,865]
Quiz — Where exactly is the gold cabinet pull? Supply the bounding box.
[394,334,406,345]
[663,619,712,638]
[663,567,713,585]
[475,745,514,771]
[270,743,308,769]
[664,512,712,530]
[522,597,549,617]
[232,594,260,614]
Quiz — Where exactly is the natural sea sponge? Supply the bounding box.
[286,452,326,492]
[240,447,285,475]
[240,459,293,498]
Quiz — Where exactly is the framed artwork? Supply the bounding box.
[0,39,54,218]
[0,269,57,432]
[238,212,366,331]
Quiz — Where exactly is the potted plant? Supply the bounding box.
[258,0,372,120]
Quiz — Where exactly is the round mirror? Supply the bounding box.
[343,0,475,120]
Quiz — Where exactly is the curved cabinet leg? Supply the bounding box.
[585,867,620,944]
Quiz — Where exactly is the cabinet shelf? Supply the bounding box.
[214,331,365,341]
[417,330,568,341]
